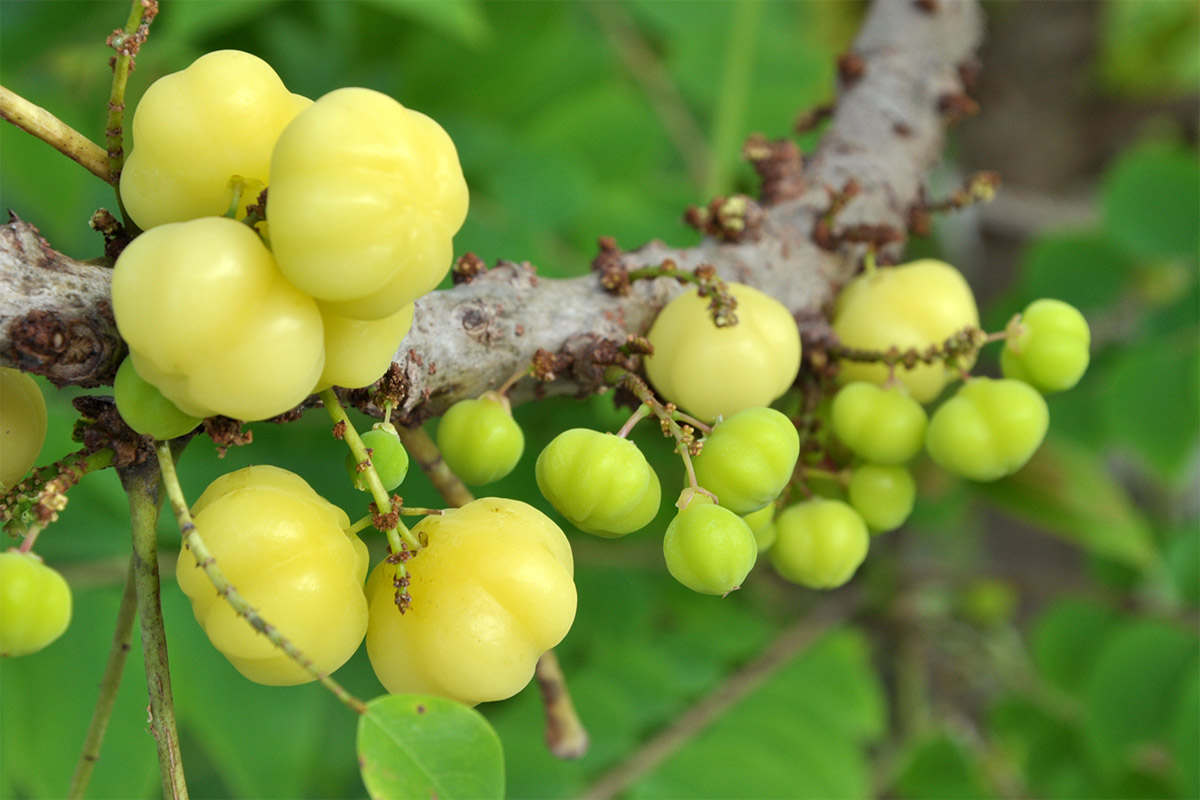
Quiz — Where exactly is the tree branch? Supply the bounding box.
[0,0,984,417]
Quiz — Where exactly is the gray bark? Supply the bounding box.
[0,0,984,420]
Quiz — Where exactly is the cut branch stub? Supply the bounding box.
[1,218,122,386]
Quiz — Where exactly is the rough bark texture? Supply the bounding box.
[0,0,984,421]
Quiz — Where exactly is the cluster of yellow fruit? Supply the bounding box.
[112,50,467,427]
[180,465,577,706]
[109,51,574,706]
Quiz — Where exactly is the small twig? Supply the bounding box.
[395,424,475,510]
[155,441,368,713]
[120,457,188,800]
[2,448,116,551]
[496,366,531,398]
[535,650,590,760]
[609,368,713,506]
[67,556,138,799]
[0,85,111,183]
[615,403,651,439]
[105,0,158,183]
[828,325,989,372]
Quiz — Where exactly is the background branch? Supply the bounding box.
[0,0,983,423]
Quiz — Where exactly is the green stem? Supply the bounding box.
[7,448,117,553]
[627,264,702,286]
[608,368,715,506]
[397,424,475,509]
[319,389,419,553]
[154,441,368,714]
[67,556,139,799]
[616,404,651,439]
[106,0,156,184]
[0,85,111,183]
[120,458,188,800]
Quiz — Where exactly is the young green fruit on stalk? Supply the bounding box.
[770,498,869,589]
[536,429,660,537]
[663,495,758,595]
[692,407,800,515]
[437,392,525,486]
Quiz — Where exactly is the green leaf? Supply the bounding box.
[1165,523,1200,608]
[1082,621,1199,777]
[1101,141,1200,260]
[976,437,1160,571]
[627,628,886,800]
[893,733,993,800]
[1171,660,1200,799]
[1031,597,1120,696]
[1012,231,1134,314]
[362,0,489,47]
[357,694,503,800]
[989,697,1099,799]
[1098,1,1200,99]
[1098,330,1200,485]
[0,585,160,799]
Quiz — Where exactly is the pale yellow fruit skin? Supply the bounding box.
[366,498,576,705]
[178,465,369,686]
[0,368,47,490]
[645,283,801,422]
[315,302,414,391]
[833,260,979,404]
[269,87,469,319]
[112,218,325,421]
[120,50,311,229]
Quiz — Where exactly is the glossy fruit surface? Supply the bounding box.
[830,382,927,465]
[925,377,1049,481]
[833,260,979,403]
[742,504,778,552]
[692,407,800,515]
[847,464,915,532]
[536,429,660,537]
[0,552,72,657]
[663,497,758,595]
[269,87,468,320]
[0,368,47,491]
[112,217,325,421]
[345,424,410,492]
[316,303,414,391]
[113,358,203,440]
[770,499,869,589]
[437,393,525,486]
[365,498,575,705]
[120,50,310,229]
[644,283,801,422]
[1001,298,1090,394]
[178,465,368,685]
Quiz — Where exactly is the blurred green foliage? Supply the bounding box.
[1,1,1197,799]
